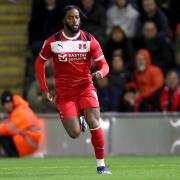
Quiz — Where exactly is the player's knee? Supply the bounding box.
[68,129,81,139]
[88,114,100,129]
[88,119,100,129]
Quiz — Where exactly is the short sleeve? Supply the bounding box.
[90,35,104,62]
[39,38,52,60]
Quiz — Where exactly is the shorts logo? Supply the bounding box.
[92,90,98,101]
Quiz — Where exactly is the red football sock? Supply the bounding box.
[90,126,105,159]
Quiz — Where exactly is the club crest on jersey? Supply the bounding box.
[79,43,87,50]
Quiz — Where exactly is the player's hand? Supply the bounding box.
[42,92,54,102]
[92,71,103,80]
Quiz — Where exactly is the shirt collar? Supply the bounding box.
[62,31,80,40]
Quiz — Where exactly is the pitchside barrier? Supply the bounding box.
[39,113,180,156]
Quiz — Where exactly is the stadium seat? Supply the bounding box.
[0,0,31,98]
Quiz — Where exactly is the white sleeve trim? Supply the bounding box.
[39,53,48,61]
[94,55,104,62]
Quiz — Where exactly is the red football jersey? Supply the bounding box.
[39,30,104,96]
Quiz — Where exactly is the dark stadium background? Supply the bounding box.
[0,1,180,178]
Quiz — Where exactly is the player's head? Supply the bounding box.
[1,90,14,113]
[62,5,82,34]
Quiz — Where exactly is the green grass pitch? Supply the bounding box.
[0,156,180,180]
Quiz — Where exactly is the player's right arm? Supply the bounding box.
[35,38,53,102]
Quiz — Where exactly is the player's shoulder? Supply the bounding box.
[80,30,96,42]
[45,30,63,43]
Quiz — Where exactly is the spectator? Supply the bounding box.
[134,21,174,74]
[0,91,44,157]
[131,0,171,15]
[136,0,170,38]
[28,0,62,56]
[105,25,134,67]
[157,0,171,16]
[124,49,164,112]
[79,0,106,45]
[106,0,139,38]
[109,55,133,111]
[157,70,180,112]
[96,77,112,112]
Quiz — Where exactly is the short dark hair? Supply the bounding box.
[62,5,86,19]
[1,90,13,105]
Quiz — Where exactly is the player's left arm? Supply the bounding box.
[90,35,109,79]
[92,59,109,79]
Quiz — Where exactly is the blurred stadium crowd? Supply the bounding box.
[26,0,180,113]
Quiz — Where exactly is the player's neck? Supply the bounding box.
[63,27,79,38]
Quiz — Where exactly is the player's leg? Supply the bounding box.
[83,108,104,162]
[56,99,81,139]
[79,86,111,174]
[62,116,81,139]
[83,108,104,163]
[83,108,111,174]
